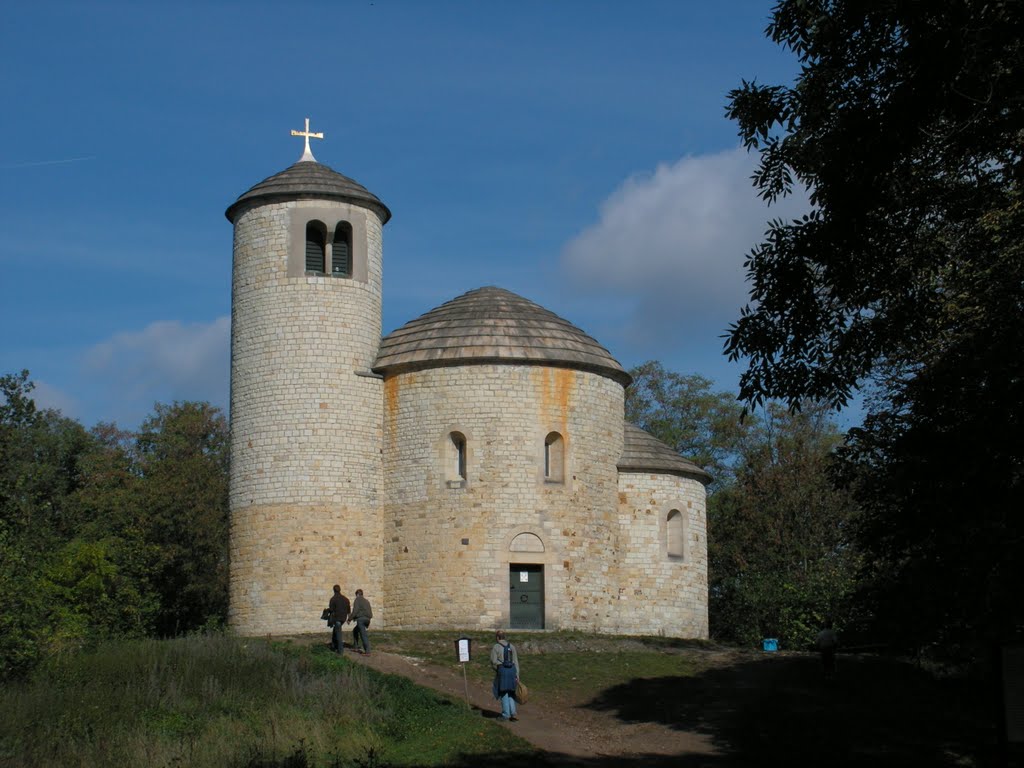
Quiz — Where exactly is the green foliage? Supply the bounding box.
[0,537,47,679]
[371,673,528,764]
[725,0,1023,410]
[833,195,1024,656]
[1,371,93,545]
[135,402,230,635]
[1,371,96,677]
[40,538,158,645]
[0,372,231,679]
[725,0,1024,656]
[69,422,142,539]
[625,361,747,491]
[709,403,861,647]
[625,362,861,648]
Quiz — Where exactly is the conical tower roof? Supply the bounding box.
[373,286,631,385]
[225,160,391,223]
[618,423,712,483]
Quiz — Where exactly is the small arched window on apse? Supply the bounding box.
[305,220,327,273]
[448,431,467,484]
[544,432,564,483]
[667,509,686,560]
[331,222,352,277]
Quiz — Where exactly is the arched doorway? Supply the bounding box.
[509,532,545,629]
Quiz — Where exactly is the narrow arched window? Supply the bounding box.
[544,432,564,483]
[667,509,686,559]
[305,221,327,273]
[450,432,467,481]
[332,223,352,277]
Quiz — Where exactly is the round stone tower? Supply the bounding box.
[225,132,390,635]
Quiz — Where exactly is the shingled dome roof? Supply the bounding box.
[618,423,712,483]
[373,287,631,385]
[225,160,391,223]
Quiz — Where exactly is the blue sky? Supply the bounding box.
[0,1,812,430]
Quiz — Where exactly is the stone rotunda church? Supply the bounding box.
[226,124,711,638]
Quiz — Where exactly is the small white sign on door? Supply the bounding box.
[520,571,529,582]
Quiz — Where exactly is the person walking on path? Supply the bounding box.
[351,589,373,655]
[490,629,520,721]
[328,585,350,654]
[816,619,839,680]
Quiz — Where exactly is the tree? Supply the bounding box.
[0,373,232,675]
[626,363,860,647]
[725,1,1024,654]
[625,361,747,492]
[135,402,230,635]
[1,371,93,544]
[1,371,96,676]
[725,0,1023,410]
[56,422,162,644]
[40,538,158,645]
[833,205,1024,653]
[710,402,861,647]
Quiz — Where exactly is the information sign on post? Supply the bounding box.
[455,637,472,709]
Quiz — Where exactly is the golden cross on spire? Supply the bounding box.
[290,117,324,162]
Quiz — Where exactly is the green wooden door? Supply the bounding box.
[509,564,544,629]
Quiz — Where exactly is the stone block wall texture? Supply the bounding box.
[381,363,629,633]
[229,199,385,636]
[616,472,709,638]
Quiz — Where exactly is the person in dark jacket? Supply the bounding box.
[816,618,839,679]
[328,585,350,654]
[350,589,373,655]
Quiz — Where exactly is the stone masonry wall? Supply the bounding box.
[615,472,709,638]
[381,363,625,632]
[229,199,385,636]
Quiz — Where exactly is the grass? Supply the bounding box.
[330,629,996,767]
[0,629,997,767]
[0,633,532,768]
[359,628,709,702]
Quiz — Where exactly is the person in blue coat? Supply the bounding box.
[489,629,520,721]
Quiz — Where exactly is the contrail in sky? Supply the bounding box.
[0,156,95,170]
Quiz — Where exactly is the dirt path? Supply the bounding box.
[344,648,718,763]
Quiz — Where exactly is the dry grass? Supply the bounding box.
[0,633,529,768]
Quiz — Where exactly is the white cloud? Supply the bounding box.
[81,317,230,427]
[28,379,81,419]
[561,146,809,354]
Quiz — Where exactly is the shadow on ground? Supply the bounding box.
[406,654,1004,768]
[282,639,1009,768]
[577,652,995,767]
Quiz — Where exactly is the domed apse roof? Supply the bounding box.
[373,286,631,385]
[618,423,712,483]
[225,160,391,224]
